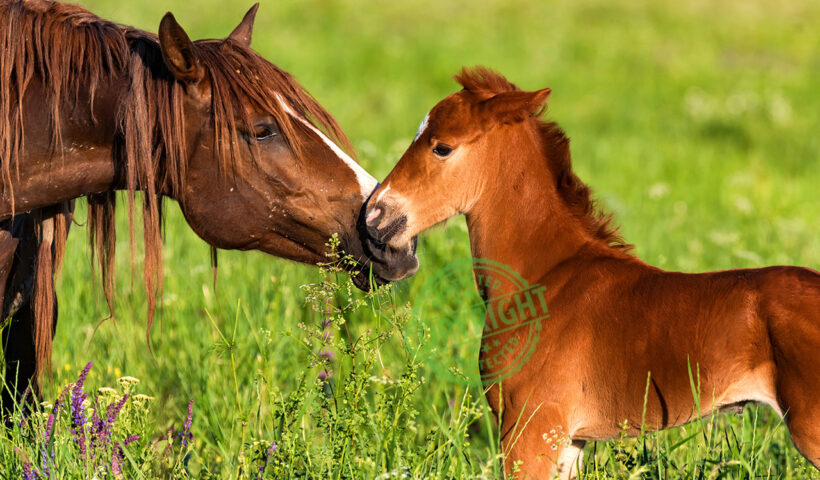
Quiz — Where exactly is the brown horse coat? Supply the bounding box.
[0,0,417,409]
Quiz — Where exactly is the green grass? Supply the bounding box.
[3,0,820,478]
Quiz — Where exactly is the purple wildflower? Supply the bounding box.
[70,362,93,456]
[96,393,130,446]
[318,370,331,381]
[111,441,124,479]
[42,413,55,442]
[178,399,194,446]
[107,394,129,424]
[256,442,278,479]
[319,350,335,360]
[90,404,104,450]
[88,392,128,453]
[36,409,58,477]
[23,462,37,480]
[39,455,51,480]
[50,386,66,421]
[124,434,140,446]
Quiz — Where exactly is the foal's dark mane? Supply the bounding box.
[0,0,353,370]
[455,67,632,252]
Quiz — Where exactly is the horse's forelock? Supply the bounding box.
[197,39,355,171]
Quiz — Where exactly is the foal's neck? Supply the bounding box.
[465,124,611,287]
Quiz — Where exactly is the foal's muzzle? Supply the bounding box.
[363,204,408,247]
[348,191,418,290]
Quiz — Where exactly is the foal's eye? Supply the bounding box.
[253,123,278,142]
[432,143,454,158]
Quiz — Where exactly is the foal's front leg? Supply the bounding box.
[503,408,584,479]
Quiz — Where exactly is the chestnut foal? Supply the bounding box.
[365,67,820,479]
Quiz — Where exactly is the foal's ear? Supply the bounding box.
[158,13,203,84]
[478,88,552,125]
[227,3,260,47]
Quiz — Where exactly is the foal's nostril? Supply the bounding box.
[365,206,383,227]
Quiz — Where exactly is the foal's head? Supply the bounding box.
[153,6,417,288]
[364,67,551,250]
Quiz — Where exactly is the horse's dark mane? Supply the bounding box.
[455,67,632,252]
[0,0,354,372]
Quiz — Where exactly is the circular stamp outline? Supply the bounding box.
[412,257,548,386]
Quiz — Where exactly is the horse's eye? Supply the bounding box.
[254,123,278,141]
[432,143,454,158]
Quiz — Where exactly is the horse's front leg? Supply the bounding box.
[0,230,18,306]
[1,203,71,413]
[0,229,20,409]
[1,302,38,410]
[1,213,39,412]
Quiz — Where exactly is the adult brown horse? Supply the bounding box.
[364,67,820,479]
[0,0,417,409]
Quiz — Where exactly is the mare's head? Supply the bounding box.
[363,67,551,250]
[151,6,417,288]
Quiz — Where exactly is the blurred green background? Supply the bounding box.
[44,0,819,475]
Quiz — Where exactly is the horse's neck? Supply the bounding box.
[465,143,603,289]
[0,74,127,219]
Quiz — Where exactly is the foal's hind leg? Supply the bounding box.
[786,410,820,468]
[777,368,820,468]
[776,355,820,467]
[765,272,820,469]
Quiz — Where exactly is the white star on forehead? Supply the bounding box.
[413,112,430,143]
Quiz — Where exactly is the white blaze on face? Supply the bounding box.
[274,93,378,199]
[413,112,430,143]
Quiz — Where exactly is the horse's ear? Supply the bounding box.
[158,12,203,83]
[478,88,552,125]
[227,3,259,47]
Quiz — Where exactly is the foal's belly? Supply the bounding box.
[567,358,780,441]
[548,304,772,439]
